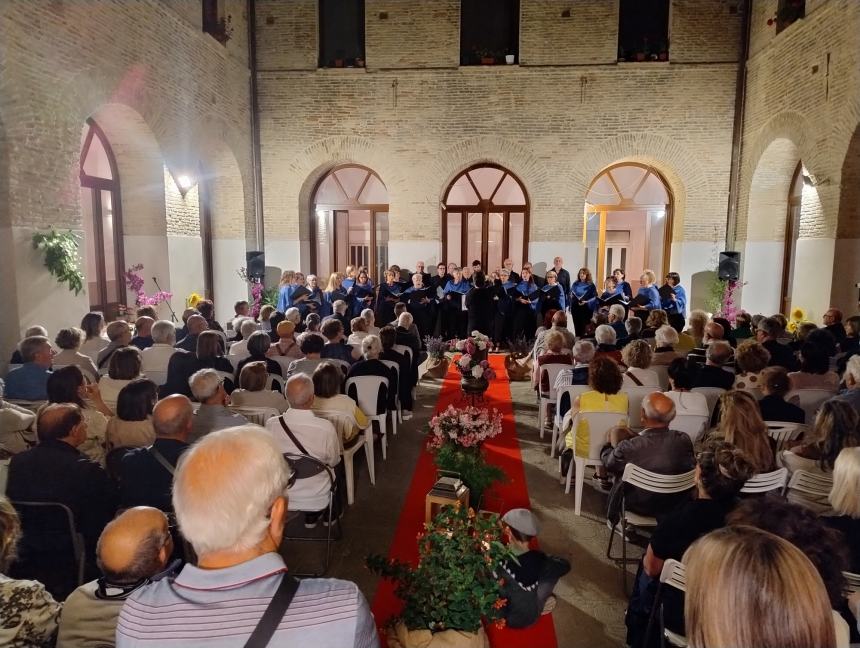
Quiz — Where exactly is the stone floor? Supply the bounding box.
[283,366,634,648]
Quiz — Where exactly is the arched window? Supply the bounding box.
[442,164,529,272]
[780,163,803,313]
[311,165,389,281]
[80,118,124,317]
[584,163,672,282]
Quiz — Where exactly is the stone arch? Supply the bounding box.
[831,120,860,314]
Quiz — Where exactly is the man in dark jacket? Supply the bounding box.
[691,341,735,391]
[756,316,799,371]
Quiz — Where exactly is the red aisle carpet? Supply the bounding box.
[371,355,558,648]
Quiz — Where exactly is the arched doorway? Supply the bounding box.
[584,163,672,284]
[311,165,389,280]
[780,163,803,314]
[441,164,529,272]
[80,118,124,318]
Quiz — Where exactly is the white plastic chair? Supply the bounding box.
[652,364,670,391]
[559,410,628,516]
[326,359,351,375]
[265,374,284,393]
[843,571,860,595]
[765,421,805,452]
[690,387,725,418]
[538,363,568,439]
[143,369,168,386]
[623,385,658,429]
[393,344,413,368]
[346,376,389,460]
[271,356,294,377]
[5,400,47,413]
[550,384,589,458]
[215,370,235,388]
[657,559,688,647]
[740,467,788,495]
[228,406,280,426]
[786,388,836,425]
[380,359,402,428]
[315,409,374,506]
[785,469,833,512]
[671,414,709,444]
[0,458,9,494]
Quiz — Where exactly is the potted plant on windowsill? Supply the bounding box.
[477,49,496,65]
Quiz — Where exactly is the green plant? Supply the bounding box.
[31,229,84,295]
[367,505,513,633]
[263,286,278,307]
[434,443,505,509]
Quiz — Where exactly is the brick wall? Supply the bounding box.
[365,0,460,69]
[519,0,618,66]
[670,0,743,63]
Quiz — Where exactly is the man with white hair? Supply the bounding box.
[836,355,860,415]
[97,320,133,369]
[4,336,54,400]
[691,340,735,390]
[115,427,378,647]
[323,300,351,336]
[361,308,380,335]
[8,325,49,364]
[553,340,596,417]
[188,368,247,442]
[263,375,341,529]
[175,314,207,354]
[607,304,627,341]
[395,312,423,384]
[141,320,177,377]
[593,324,623,364]
[227,319,259,363]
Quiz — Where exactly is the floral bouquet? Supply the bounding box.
[186,292,205,309]
[428,405,502,450]
[424,336,449,360]
[123,264,172,308]
[786,306,810,335]
[451,331,496,381]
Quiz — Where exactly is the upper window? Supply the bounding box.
[319,0,366,68]
[202,0,232,45]
[617,0,670,62]
[460,0,519,66]
[775,0,805,34]
[586,165,669,207]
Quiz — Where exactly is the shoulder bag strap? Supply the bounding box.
[278,416,310,456]
[148,445,176,476]
[243,573,300,648]
[627,371,643,387]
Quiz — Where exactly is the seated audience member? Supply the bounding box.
[227,319,259,363]
[641,309,668,339]
[130,316,155,351]
[593,324,623,364]
[347,316,369,346]
[733,311,754,340]
[4,336,54,401]
[389,301,407,328]
[195,299,223,334]
[188,369,247,443]
[686,321,725,368]
[792,321,819,352]
[99,346,143,413]
[361,308,379,335]
[106,379,158,451]
[712,317,737,349]
[535,311,575,354]
[535,330,574,393]
[230,361,289,413]
[347,335,397,412]
[707,390,775,473]
[235,331,283,381]
[140,319,176,378]
[621,340,659,388]
[115,426,378,647]
[268,320,302,360]
[780,399,860,478]
[57,507,174,648]
[311,362,367,446]
[53,327,99,382]
[6,403,118,555]
[79,312,109,365]
[259,304,276,333]
[497,508,571,629]
[46,365,111,464]
[601,392,696,518]
[664,358,709,417]
[554,339,595,394]
[755,315,799,371]
[284,306,304,332]
[690,340,734,391]
[394,306,421,344]
[758,365,806,423]
[732,339,770,392]
[231,300,251,334]
[823,307,847,344]
[808,327,839,359]
[824,447,860,572]
[668,313,695,353]
[841,315,860,353]
[160,330,234,398]
[379,325,414,420]
[619,316,642,348]
[97,320,133,370]
[304,312,322,334]
[175,308,199,342]
[9,326,49,365]
[174,314,207,353]
[651,325,682,366]
[625,443,754,646]
[684,309,708,347]
[790,343,840,391]
[321,318,360,365]
[0,379,37,454]
[119,395,191,511]
[264,376,342,528]
[287,333,326,377]
[683,526,838,648]
[325,299,352,336]
[836,355,860,415]
[607,304,627,341]
[0,496,61,646]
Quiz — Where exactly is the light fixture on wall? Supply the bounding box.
[176,173,197,197]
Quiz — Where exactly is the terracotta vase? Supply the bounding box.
[425,356,450,379]
[387,622,489,648]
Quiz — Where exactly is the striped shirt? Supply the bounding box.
[116,553,379,648]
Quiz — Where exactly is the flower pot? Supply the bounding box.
[480,57,495,65]
[505,54,515,64]
[658,52,668,61]
[425,356,450,380]
[334,58,344,67]
[634,52,646,62]
[461,375,489,396]
[387,622,489,648]
[504,354,531,381]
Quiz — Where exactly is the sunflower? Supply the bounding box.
[786,320,798,334]
[186,292,204,308]
[789,307,806,322]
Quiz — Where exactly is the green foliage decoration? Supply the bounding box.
[434,444,505,509]
[31,229,84,296]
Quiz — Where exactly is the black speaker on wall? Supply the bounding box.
[246,251,265,280]
[718,251,740,281]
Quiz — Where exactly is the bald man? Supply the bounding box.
[58,507,174,648]
[600,392,695,520]
[175,314,208,353]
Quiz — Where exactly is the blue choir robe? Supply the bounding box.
[349,281,375,317]
[376,281,403,324]
[496,280,515,316]
[323,288,348,316]
[298,287,325,317]
[442,280,471,310]
[516,280,541,312]
[342,278,356,291]
[661,284,687,315]
[569,281,597,308]
[616,281,634,300]
[636,285,661,310]
[541,283,567,312]
[276,284,295,313]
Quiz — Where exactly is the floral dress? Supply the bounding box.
[0,574,61,647]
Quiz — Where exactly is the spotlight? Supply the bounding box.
[177,175,195,191]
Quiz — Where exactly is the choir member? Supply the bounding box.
[461,265,473,283]
[465,272,494,337]
[661,272,687,316]
[493,269,515,350]
[569,267,597,337]
[552,256,572,297]
[342,265,357,291]
[323,272,347,317]
[376,269,403,326]
[414,261,432,287]
[297,274,325,318]
[403,273,435,339]
[431,263,451,294]
[512,268,540,340]
[503,258,521,285]
[630,269,662,316]
[349,269,375,317]
[541,271,567,316]
[471,259,482,276]
[442,267,471,339]
[523,262,544,287]
[276,269,297,312]
[612,268,633,300]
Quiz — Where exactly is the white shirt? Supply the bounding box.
[347,331,369,346]
[664,390,709,417]
[622,367,660,388]
[79,337,109,366]
[227,339,250,363]
[98,376,137,414]
[140,343,176,375]
[263,408,340,511]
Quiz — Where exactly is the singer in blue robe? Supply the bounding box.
[612,268,634,300]
[442,269,471,339]
[569,268,597,337]
[492,273,515,349]
[631,271,662,315]
[376,270,403,325]
[512,270,540,340]
[276,280,296,313]
[661,272,687,316]
[541,271,567,316]
[349,272,376,317]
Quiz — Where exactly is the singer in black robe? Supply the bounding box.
[465,272,494,337]
[402,274,435,340]
[376,270,403,327]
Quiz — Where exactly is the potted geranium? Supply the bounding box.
[424,335,450,380]
[367,505,513,648]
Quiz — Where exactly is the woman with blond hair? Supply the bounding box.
[631,269,661,315]
[621,339,659,388]
[641,308,668,339]
[711,390,775,473]
[276,269,296,312]
[683,525,837,648]
[685,309,709,348]
[822,447,860,573]
[733,339,770,393]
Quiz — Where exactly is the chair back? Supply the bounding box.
[844,571,860,595]
[144,369,168,386]
[740,467,788,494]
[652,364,670,391]
[623,385,659,428]
[271,355,293,377]
[572,411,629,460]
[690,387,725,418]
[765,421,805,452]
[215,370,235,388]
[785,469,833,499]
[5,399,47,413]
[659,558,687,592]
[315,409,363,451]
[380,359,400,386]
[539,363,567,399]
[326,359,351,375]
[345,375,389,416]
[620,464,697,495]
[265,374,284,393]
[786,388,836,424]
[672,414,709,444]
[556,385,589,419]
[229,406,281,426]
[104,446,131,483]
[393,344,413,365]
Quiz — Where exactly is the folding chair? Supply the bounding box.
[623,385,658,429]
[784,469,833,512]
[672,414,709,445]
[606,464,696,593]
[644,559,688,648]
[786,388,836,424]
[550,384,589,458]
[766,421,805,452]
[740,467,788,495]
[229,406,281,426]
[690,387,725,419]
[346,375,389,460]
[538,364,568,439]
[315,409,374,505]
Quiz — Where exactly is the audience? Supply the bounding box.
[188,368,247,442]
[230,361,289,412]
[99,346,143,413]
[593,324,623,364]
[685,309,708,347]
[311,362,367,446]
[96,320,133,370]
[620,316,642,348]
[394,312,423,381]
[620,340,659,388]
[347,316,369,346]
[226,318,260,363]
[836,355,860,415]
[160,330,234,398]
[58,507,174,648]
[823,307,847,343]
[130,316,155,351]
[607,304,627,341]
[174,314,207,353]
[195,299,223,334]
[106,378,158,450]
[361,308,379,335]
[4,336,54,401]
[45,365,111,464]
[0,496,61,646]
[758,365,806,423]
[235,330,283,382]
[650,325,682,366]
[732,339,770,393]
[690,340,734,390]
[78,312,108,365]
[0,379,37,453]
[347,335,397,413]
[756,315,799,370]
[790,342,840,391]
[535,330,574,393]
[379,325,414,420]
[267,320,302,360]
[287,332,327,377]
[641,309,667,339]
[119,394,192,511]
[140,319,176,378]
[664,358,709,417]
[824,447,860,572]
[53,327,99,382]
[115,426,378,646]
[709,390,774,473]
[321,318,360,365]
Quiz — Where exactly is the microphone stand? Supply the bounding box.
[153,276,178,323]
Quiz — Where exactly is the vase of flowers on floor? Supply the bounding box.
[423,335,450,380]
[367,505,513,648]
[428,405,504,508]
[503,335,532,382]
[451,332,495,396]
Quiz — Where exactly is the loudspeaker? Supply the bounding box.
[246,251,265,280]
[718,251,740,281]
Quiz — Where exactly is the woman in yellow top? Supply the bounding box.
[310,361,368,446]
[563,356,628,457]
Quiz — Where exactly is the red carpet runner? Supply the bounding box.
[371,354,558,648]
